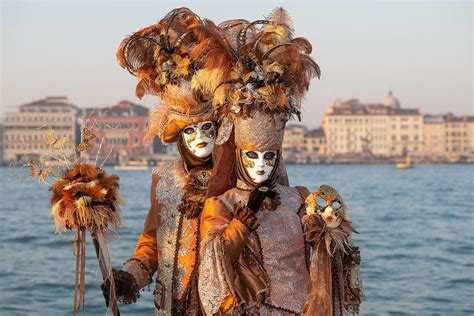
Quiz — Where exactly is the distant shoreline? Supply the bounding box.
[2,162,473,168]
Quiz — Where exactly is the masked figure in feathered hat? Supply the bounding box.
[102,8,235,315]
[196,8,326,315]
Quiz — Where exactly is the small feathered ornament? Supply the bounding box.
[177,167,210,219]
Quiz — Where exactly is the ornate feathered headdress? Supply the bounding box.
[192,7,321,145]
[116,7,235,143]
[196,8,320,117]
[117,7,201,99]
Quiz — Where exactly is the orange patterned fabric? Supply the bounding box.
[173,217,199,300]
[123,160,206,314]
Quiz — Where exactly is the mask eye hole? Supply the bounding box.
[316,198,326,207]
[183,127,195,135]
[263,152,276,160]
[332,201,341,209]
[201,122,213,131]
[245,151,258,159]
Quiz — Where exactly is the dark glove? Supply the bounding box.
[101,269,140,305]
[302,214,326,242]
[343,246,361,267]
[247,186,277,213]
[234,202,260,231]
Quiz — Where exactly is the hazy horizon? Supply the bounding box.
[1,0,472,127]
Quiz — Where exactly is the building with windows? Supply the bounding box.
[322,91,423,159]
[83,100,151,164]
[2,96,79,163]
[283,125,326,163]
[0,123,4,165]
[424,114,474,162]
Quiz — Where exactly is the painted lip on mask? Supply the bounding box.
[196,142,208,148]
[256,170,265,175]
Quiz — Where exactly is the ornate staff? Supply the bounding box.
[29,125,123,315]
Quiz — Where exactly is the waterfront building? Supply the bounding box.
[444,114,474,162]
[322,91,423,159]
[424,114,474,162]
[305,128,327,163]
[83,100,151,164]
[2,96,79,163]
[283,125,326,163]
[0,123,4,165]
[423,115,446,161]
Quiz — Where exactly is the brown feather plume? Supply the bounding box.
[50,163,123,233]
[266,7,294,31]
[116,7,204,99]
[208,7,321,118]
[218,19,255,52]
[190,19,236,97]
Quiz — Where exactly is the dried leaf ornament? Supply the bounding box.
[75,128,96,152]
[172,54,191,76]
[45,128,68,149]
[29,160,53,184]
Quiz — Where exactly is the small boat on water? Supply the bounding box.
[113,159,149,171]
[396,154,413,169]
[113,164,149,171]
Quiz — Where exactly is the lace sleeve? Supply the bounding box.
[198,225,233,315]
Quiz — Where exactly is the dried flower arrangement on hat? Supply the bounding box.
[116,7,235,101]
[193,7,321,122]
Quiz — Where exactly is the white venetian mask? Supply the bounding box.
[182,121,216,158]
[241,150,277,184]
[305,185,345,228]
[319,203,343,228]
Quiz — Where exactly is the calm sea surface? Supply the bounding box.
[0,165,473,316]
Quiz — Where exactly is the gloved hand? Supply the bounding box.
[101,269,140,305]
[343,246,361,267]
[302,214,326,242]
[247,186,277,213]
[234,202,260,231]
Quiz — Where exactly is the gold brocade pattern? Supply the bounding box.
[255,184,310,313]
[155,159,186,312]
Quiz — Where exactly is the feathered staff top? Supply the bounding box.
[192,7,321,123]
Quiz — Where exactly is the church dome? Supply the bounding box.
[382,90,401,109]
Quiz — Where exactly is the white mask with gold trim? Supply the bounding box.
[182,121,216,158]
[241,150,277,184]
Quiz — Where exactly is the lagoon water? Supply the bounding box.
[0,164,473,315]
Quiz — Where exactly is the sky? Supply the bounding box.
[1,0,472,128]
